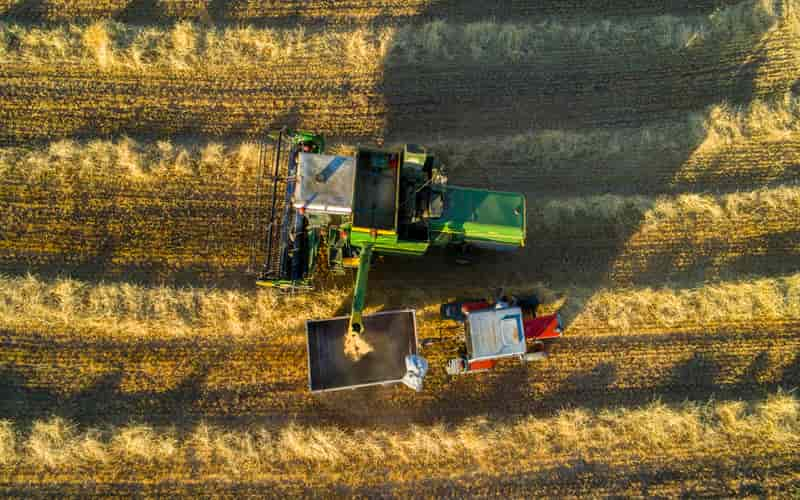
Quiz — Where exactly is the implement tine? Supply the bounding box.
[248,130,270,273]
[262,129,285,277]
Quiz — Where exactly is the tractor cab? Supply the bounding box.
[440,296,563,375]
[465,306,527,364]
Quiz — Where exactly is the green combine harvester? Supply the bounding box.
[250,129,526,392]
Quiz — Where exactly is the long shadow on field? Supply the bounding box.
[610,228,800,288]
[2,5,797,432]
[0,364,211,430]
[710,230,800,281]
[530,351,796,418]
[0,181,259,290]
[2,452,797,497]
[0,0,44,19]
[367,5,795,308]
[117,0,164,24]
[0,118,315,289]
[1,2,786,144]
[367,200,657,318]
[313,331,799,426]
[382,342,797,426]
[781,353,800,389]
[1,333,796,429]
[0,261,256,291]
[422,0,739,22]
[381,9,786,142]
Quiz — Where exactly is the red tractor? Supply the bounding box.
[437,294,562,375]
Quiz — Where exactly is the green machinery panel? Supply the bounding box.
[429,186,526,247]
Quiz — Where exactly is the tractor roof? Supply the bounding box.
[467,307,526,361]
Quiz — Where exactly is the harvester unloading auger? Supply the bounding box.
[249,129,543,392]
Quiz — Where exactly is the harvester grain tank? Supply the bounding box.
[250,129,529,392]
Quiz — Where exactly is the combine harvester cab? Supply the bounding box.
[250,129,527,392]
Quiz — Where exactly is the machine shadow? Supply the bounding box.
[365,200,658,334]
[415,349,798,427]
[369,5,795,337]
[0,364,212,431]
[380,13,778,142]
[3,450,796,497]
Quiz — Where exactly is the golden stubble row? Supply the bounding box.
[1,272,797,411]
[0,392,796,488]
[0,0,797,142]
[3,90,798,192]
[0,0,791,69]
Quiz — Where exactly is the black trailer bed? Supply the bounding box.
[306,310,417,392]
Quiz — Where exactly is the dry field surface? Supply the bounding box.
[1,0,799,497]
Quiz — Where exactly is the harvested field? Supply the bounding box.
[0,1,798,143]
[0,394,797,496]
[1,0,799,496]
[0,0,746,24]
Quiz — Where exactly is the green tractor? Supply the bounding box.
[250,129,526,392]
